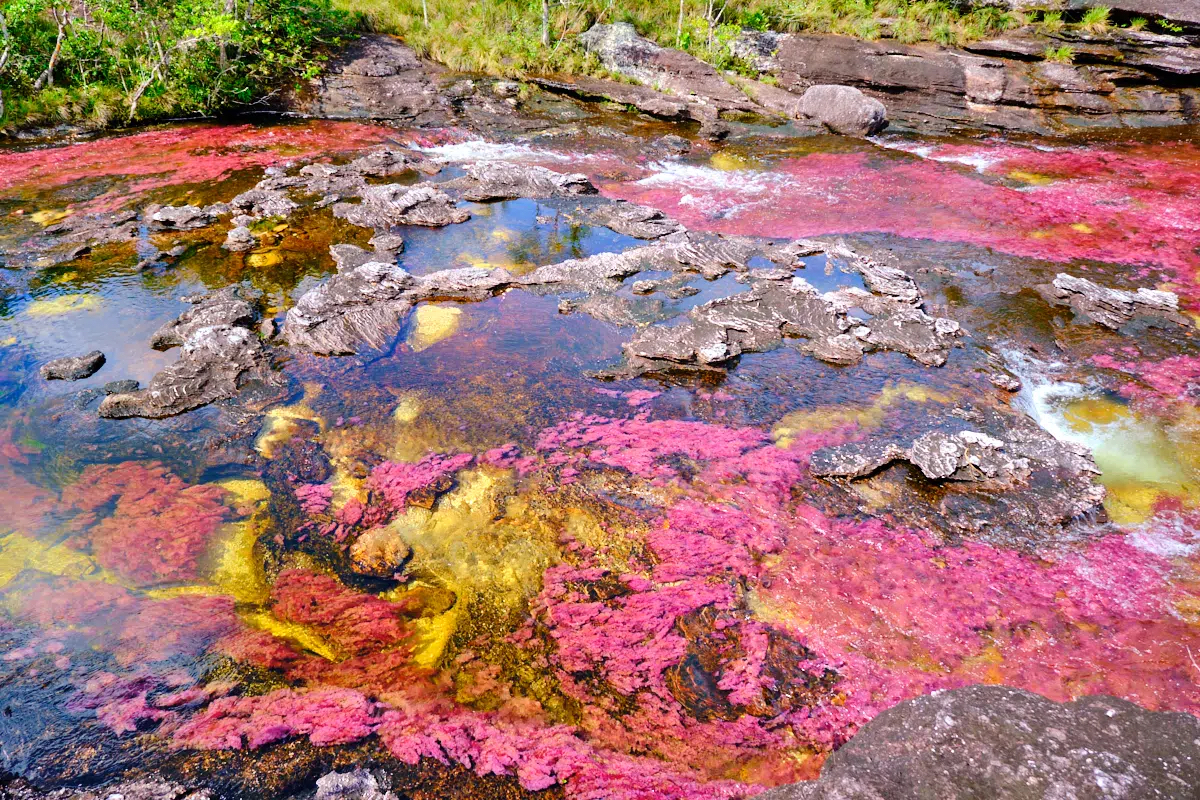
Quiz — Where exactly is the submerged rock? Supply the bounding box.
[758,685,1200,800]
[315,769,397,800]
[222,225,256,252]
[40,350,105,381]
[796,84,888,136]
[348,526,413,579]
[283,261,415,355]
[1039,272,1188,329]
[149,285,260,349]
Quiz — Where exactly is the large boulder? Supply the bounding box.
[40,351,105,381]
[758,685,1200,800]
[797,84,888,135]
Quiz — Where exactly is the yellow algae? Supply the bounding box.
[206,519,270,604]
[490,228,516,243]
[1029,230,1052,240]
[255,384,325,458]
[217,478,272,506]
[1007,170,1055,186]
[0,337,16,347]
[0,531,99,588]
[31,209,71,226]
[272,223,289,232]
[1056,395,1200,525]
[407,304,463,352]
[246,249,283,268]
[53,271,80,284]
[26,294,101,316]
[393,393,424,424]
[406,608,461,669]
[710,151,754,171]
[773,381,953,447]
[241,609,342,661]
[1070,223,1094,234]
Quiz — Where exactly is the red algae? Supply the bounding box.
[602,141,1200,303]
[366,453,475,512]
[61,462,231,587]
[0,121,393,207]
[1093,353,1200,410]
[270,569,414,656]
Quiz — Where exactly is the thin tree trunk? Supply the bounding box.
[0,10,10,119]
[34,7,67,90]
[422,0,428,26]
[676,0,684,47]
[541,0,549,47]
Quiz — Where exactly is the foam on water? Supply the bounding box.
[413,140,574,163]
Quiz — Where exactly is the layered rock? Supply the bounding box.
[589,202,686,239]
[332,184,469,230]
[758,685,1200,800]
[737,29,1200,133]
[449,161,597,201]
[283,262,417,355]
[99,286,273,419]
[1039,272,1188,329]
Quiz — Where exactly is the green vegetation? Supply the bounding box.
[1080,6,1109,33]
[0,0,354,129]
[1043,44,1074,63]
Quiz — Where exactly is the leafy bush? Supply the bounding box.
[0,0,355,128]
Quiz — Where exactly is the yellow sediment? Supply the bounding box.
[25,294,101,316]
[407,304,463,352]
[0,530,99,588]
[393,393,423,424]
[241,609,342,661]
[255,383,325,459]
[31,209,71,226]
[772,381,954,448]
[246,249,283,268]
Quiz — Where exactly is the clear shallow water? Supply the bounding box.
[1,119,1200,799]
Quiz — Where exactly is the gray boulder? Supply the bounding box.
[797,85,888,136]
[283,261,416,355]
[40,351,105,381]
[757,685,1200,800]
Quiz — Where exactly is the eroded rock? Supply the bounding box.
[283,262,415,355]
[149,205,217,231]
[40,351,105,381]
[1039,272,1188,329]
[332,184,469,230]
[757,685,1200,800]
[452,161,596,201]
[797,84,888,136]
[589,202,685,239]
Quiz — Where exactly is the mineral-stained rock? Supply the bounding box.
[40,350,105,381]
[589,202,685,239]
[796,84,888,136]
[283,261,415,355]
[148,204,217,231]
[100,285,271,419]
[348,525,413,579]
[1039,272,1188,329]
[149,285,261,350]
[452,161,596,202]
[332,184,469,230]
[757,685,1200,800]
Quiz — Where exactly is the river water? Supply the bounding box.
[1,115,1199,799]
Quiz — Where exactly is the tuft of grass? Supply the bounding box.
[1038,10,1065,33]
[1043,44,1075,63]
[1127,16,1148,31]
[1080,6,1110,33]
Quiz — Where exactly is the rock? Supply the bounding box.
[415,267,512,301]
[40,351,105,381]
[315,769,397,800]
[369,233,406,254]
[103,379,140,394]
[632,280,659,295]
[283,262,415,355]
[100,286,271,419]
[99,324,271,419]
[758,685,1200,800]
[291,35,446,121]
[149,205,215,231]
[149,285,260,350]
[657,133,691,153]
[589,202,685,239]
[989,372,1022,392]
[332,184,469,229]
[809,410,1104,544]
[578,23,762,117]
[330,243,377,273]
[229,188,298,219]
[492,80,521,98]
[222,226,256,252]
[1039,272,1188,329]
[530,75,694,120]
[453,161,596,202]
[796,84,888,136]
[345,147,432,178]
[348,526,413,579]
[742,30,1200,135]
[0,777,213,800]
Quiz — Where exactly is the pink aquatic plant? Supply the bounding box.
[366,452,475,512]
[61,462,231,586]
[1092,353,1200,410]
[270,569,414,655]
